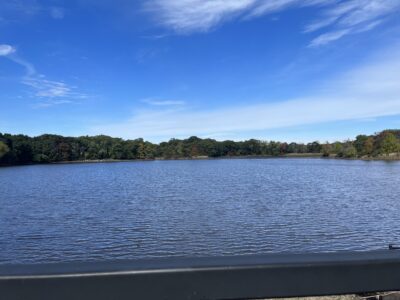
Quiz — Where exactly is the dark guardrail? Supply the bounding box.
[1,249,400,300]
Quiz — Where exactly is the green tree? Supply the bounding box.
[2,129,400,166]
[267,141,281,156]
[111,143,125,159]
[332,142,343,155]
[379,132,399,155]
[341,144,357,158]
[321,142,332,157]
[14,142,33,164]
[354,135,368,156]
[33,153,50,163]
[307,141,322,153]
[58,142,71,161]
[0,141,9,158]
[363,137,374,156]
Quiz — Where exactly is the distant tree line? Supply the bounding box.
[0,130,399,166]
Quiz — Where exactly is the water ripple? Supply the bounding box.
[1,158,400,264]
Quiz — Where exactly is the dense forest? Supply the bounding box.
[1,130,400,166]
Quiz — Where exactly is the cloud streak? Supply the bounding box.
[91,45,400,141]
[141,98,186,106]
[0,44,86,106]
[307,0,400,46]
[145,0,400,45]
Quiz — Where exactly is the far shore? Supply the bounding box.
[49,153,400,165]
[50,153,325,165]
[2,153,400,168]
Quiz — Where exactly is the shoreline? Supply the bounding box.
[2,130,399,167]
[2,153,400,168]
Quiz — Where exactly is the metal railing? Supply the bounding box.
[1,249,400,300]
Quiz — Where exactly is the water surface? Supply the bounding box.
[1,158,400,264]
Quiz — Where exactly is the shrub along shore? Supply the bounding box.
[1,130,399,166]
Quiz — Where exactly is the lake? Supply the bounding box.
[1,158,400,264]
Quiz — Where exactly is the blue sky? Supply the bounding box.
[1,0,400,142]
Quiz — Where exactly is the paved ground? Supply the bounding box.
[268,295,361,300]
[262,293,400,300]
[262,295,358,300]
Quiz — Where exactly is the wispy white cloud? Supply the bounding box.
[22,76,86,100]
[141,98,186,106]
[145,0,400,45]
[0,44,86,106]
[0,44,16,56]
[91,44,400,141]
[0,44,36,76]
[7,55,36,76]
[245,0,330,18]
[307,0,400,46]
[308,28,350,47]
[144,0,256,33]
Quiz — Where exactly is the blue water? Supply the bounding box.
[1,158,400,264]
